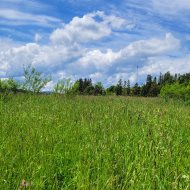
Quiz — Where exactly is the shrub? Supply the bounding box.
[160,83,190,101]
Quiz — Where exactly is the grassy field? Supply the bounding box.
[0,95,190,189]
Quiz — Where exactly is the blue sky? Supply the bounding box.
[0,0,190,88]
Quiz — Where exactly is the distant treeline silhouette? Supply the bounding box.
[0,65,190,100]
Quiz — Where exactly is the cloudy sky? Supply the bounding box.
[0,0,190,88]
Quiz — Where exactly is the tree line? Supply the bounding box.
[0,65,190,100]
[106,72,190,98]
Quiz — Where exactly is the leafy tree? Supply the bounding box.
[160,82,190,100]
[71,81,80,95]
[0,79,7,93]
[84,85,94,95]
[93,82,104,96]
[106,85,116,95]
[22,65,51,93]
[0,78,19,93]
[7,78,19,93]
[54,79,72,95]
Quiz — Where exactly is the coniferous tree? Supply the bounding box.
[78,79,84,94]
[132,83,141,96]
[146,74,152,88]
[163,72,173,84]
[126,80,131,96]
[158,73,163,86]
[122,80,127,96]
[153,77,157,84]
[149,82,160,97]
[115,79,123,96]
[141,84,148,97]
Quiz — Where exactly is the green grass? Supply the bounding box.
[0,95,190,189]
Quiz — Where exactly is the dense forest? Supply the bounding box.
[0,65,190,100]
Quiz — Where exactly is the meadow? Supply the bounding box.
[0,94,190,189]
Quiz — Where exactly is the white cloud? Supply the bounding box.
[89,72,103,80]
[0,0,50,10]
[0,10,186,88]
[0,8,61,26]
[121,33,180,57]
[0,31,181,85]
[75,49,120,69]
[151,0,190,14]
[141,55,190,75]
[75,33,180,70]
[50,11,128,44]
[0,38,19,51]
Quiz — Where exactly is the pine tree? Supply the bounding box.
[132,83,141,96]
[127,80,131,96]
[116,79,123,96]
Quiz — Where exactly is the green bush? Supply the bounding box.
[160,82,190,100]
[0,78,19,93]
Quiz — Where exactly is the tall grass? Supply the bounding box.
[0,95,190,189]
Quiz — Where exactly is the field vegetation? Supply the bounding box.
[0,66,190,189]
[0,95,190,189]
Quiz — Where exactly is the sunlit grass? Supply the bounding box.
[0,95,190,189]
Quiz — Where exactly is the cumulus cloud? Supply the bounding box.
[0,31,181,86]
[0,42,84,78]
[0,10,186,88]
[75,49,120,69]
[141,55,190,75]
[120,33,180,57]
[75,33,180,70]
[50,11,128,44]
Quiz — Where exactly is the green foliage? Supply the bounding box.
[94,82,104,96]
[83,85,94,95]
[0,95,190,189]
[0,78,19,93]
[54,79,72,95]
[160,82,190,100]
[71,81,80,95]
[74,78,104,96]
[132,83,141,96]
[115,79,123,96]
[126,80,131,96]
[22,65,51,93]
[106,85,116,95]
[0,70,189,99]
